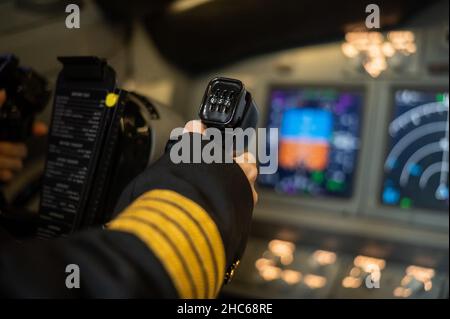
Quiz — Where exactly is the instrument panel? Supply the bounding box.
[381,89,449,213]
[223,222,448,299]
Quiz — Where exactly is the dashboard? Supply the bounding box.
[223,221,448,299]
[205,18,450,298]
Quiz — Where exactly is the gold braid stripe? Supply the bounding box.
[108,189,226,298]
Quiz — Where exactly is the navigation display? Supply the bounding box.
[381,89,449,212]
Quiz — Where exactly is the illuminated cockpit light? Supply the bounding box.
[260,265,282,281]
[342,31,416,77]
[312,250,337,266]
[268,239,295,257]
[342,276,362,289]
[304,274,327,289]
[281,270,302,285]
[353,255,386,272]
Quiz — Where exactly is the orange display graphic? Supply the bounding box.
[279,139,330,171]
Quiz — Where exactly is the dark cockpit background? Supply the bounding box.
[0,0,448,298]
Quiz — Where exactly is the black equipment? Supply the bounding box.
[199,77,258,131]
[0,54,50,141]
[0,55,50,236]
[197,77,259,156]
[37,56,182,238]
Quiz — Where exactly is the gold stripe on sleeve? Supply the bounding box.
[143,190,226,296]
[108,189,226,298]
[121,208,206,298]
[107,217,194,298]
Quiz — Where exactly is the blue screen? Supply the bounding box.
[281,108,333,142]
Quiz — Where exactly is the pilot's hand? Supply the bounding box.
[0,142,27,182]
[0,89,48,182]
[183,120,258,205]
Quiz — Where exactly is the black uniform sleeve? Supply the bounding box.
[0,134,254,298]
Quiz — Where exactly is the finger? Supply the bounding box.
[235,154,258,180]
[234,153,259,205]
[235,153,258,177]
[251,186,258,205]
[0,157,23,171]
[239,162,258,183]
[247,164,258,183]
[234,152,257,165]
[32,121,48,137]
[245,176,258,205]
[183,120,206,135]
[0,169,13,182]
[0,90,6,107]
[0,142,27,158]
